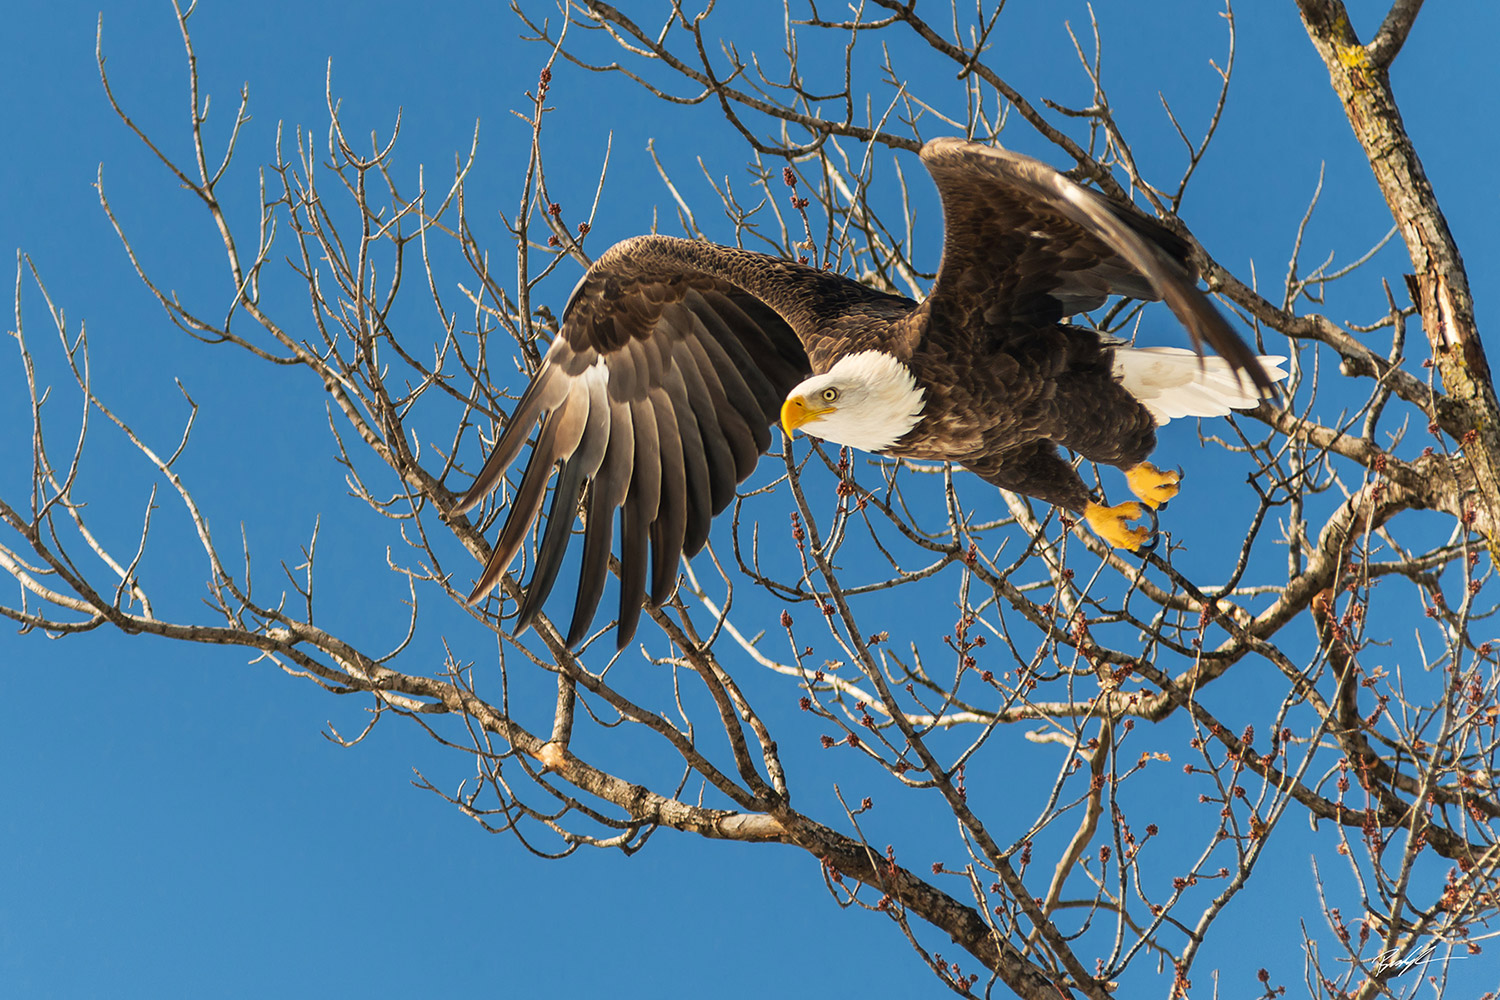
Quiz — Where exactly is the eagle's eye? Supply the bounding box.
[821,387,839,403]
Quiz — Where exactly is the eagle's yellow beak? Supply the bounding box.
[781,395,835,436]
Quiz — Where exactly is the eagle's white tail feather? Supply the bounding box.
[1114,346,1289,426]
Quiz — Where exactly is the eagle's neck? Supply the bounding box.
[818,351,927,453]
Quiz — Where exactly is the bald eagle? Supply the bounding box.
[455,138,1286,647]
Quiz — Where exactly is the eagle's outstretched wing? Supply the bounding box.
[918,138,1272,392]
[455,237,811,647]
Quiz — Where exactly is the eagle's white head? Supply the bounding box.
[780,350,926,453]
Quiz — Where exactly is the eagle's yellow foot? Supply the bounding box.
[1084,500,1155,551]
[1125,462,1181,510]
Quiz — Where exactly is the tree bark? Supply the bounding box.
[1296,0,1500,557]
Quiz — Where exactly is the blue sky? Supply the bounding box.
[3,2,1497,996]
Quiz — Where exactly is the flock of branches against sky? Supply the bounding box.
[2,1,1497,997]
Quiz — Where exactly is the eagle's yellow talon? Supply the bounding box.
[1125,462,1181,509]
[1084,500,1153,550]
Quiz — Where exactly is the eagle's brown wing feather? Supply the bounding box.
[918,138,1271,392]
[454,238,824,648]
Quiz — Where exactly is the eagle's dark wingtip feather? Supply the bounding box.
[565,610,595,650]
[453,455,507,517]
[1199,310,1276,395]
[566,540,610,649]
[615,597,644,651]
[616,499,650,650]
[514,460,588,637]
[465,550,512,609]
